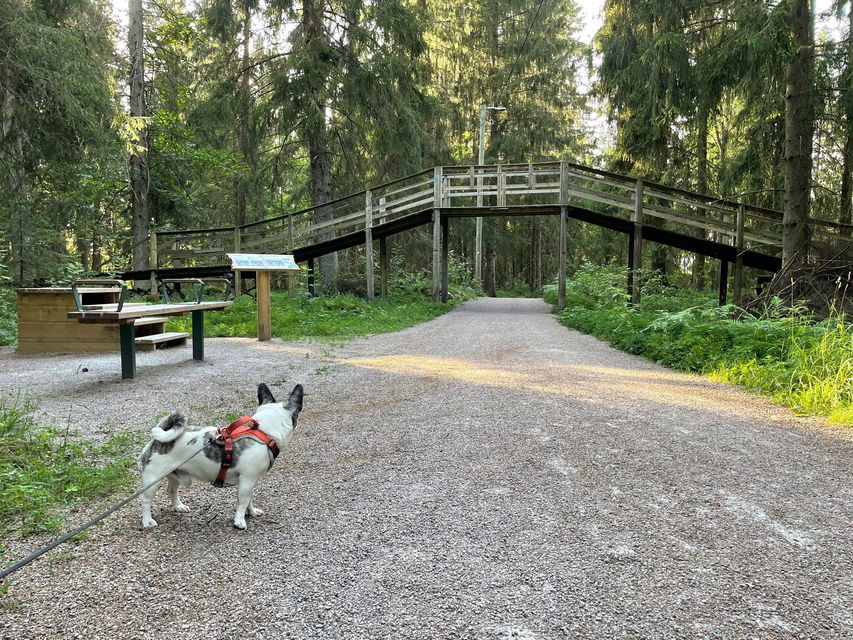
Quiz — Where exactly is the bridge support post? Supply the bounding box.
[473,166,483,284]
[365,189,375,300]
[558,207,567,310]
[149,231,158,295]
[718,259,729,306]
[432,167,443,302]
[307,258,315,297]
[288,215,296,298]
[630,179,644,305]
[558,162,569,309]
[379,236,388,298]
[733,205,745,305]
[432,210,441,302]
[441,217,449,303]
[233,227,241,296]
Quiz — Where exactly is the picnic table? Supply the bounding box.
[66,279,233,379]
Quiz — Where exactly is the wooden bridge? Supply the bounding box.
[140,161,853,306]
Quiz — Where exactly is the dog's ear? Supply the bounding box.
[286,384,303,425]
[257,383,277,406]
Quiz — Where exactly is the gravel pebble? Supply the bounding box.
[0,297,850,639]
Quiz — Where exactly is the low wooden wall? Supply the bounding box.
[16,288,122,354]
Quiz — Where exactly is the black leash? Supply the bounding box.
[0,447,205,581]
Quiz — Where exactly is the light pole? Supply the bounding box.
[475,105,506,283]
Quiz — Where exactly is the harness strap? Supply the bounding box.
[212,416,280,488]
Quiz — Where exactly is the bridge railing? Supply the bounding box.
[151,161,852,271]
[152,170,434,269]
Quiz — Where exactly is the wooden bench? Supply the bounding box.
[66,280,233,379]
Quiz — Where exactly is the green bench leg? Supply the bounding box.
[119,323,137,379]
[192,310,204,360]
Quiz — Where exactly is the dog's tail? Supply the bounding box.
[150,412,187,442]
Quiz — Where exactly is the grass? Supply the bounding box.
[166,290,470,341]
[544,263,853,426]
[0,397,141,535]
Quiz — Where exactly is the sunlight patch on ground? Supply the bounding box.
[339,354,793,423]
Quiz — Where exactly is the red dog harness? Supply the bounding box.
[212,416,280,488]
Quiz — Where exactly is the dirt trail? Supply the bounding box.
[1,297,850,639]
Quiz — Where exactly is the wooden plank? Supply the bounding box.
[17,307,78,322]
[376,179,432,201]
[643,185,739,218]
[135,331,190,344]
[387,196,434,214]
[16,287,121,295]
[134,316,169,327]
[565,169,637,195]
[68,300,233,323]
[241,230,297,251]
[17,321,118,339]
[382,187,435,209]
[17,341,119,354]
[640,200,781,244]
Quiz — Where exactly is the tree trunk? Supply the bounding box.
[529,216,541,291]
[303,0,337,292]
[840,6,853,234]
[235,10,252,227]
[3,81,32,285]
[91,226,103,273]
[782,0,814,267]
[484,243,496,297]
[692,103,709,290]
[129,0,149,271]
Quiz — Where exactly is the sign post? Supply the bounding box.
[228,254,300,341]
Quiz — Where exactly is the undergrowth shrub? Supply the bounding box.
[0,288,16,347]
[544,263,853,425]
[0,398,139,534]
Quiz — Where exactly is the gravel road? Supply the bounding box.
[1,297,850,639]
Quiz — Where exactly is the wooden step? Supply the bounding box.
[133,316,168,327]
[134,331,189,351]
[133,316,168,338]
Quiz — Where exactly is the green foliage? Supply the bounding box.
[167,290,474,341]
[0,257,17,346]
[545,263,853,424]
[0,398,139,534]
[0,289,17,347]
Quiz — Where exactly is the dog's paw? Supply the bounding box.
[233,518,247,530]
[142,518,159,529]
[173,503,190,513]
[247,506,264,518]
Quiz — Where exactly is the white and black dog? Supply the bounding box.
[139,383,303,530]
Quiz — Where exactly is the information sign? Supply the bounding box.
[227,253,299,271]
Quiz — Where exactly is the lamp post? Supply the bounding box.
[475,105,506,283]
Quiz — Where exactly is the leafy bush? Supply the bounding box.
[546,263,853,425]
[0,398,139,533]
[0,288,16,347]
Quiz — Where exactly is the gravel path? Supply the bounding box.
[1,297,850,639]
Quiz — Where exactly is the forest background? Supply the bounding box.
[1,0,851,295]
